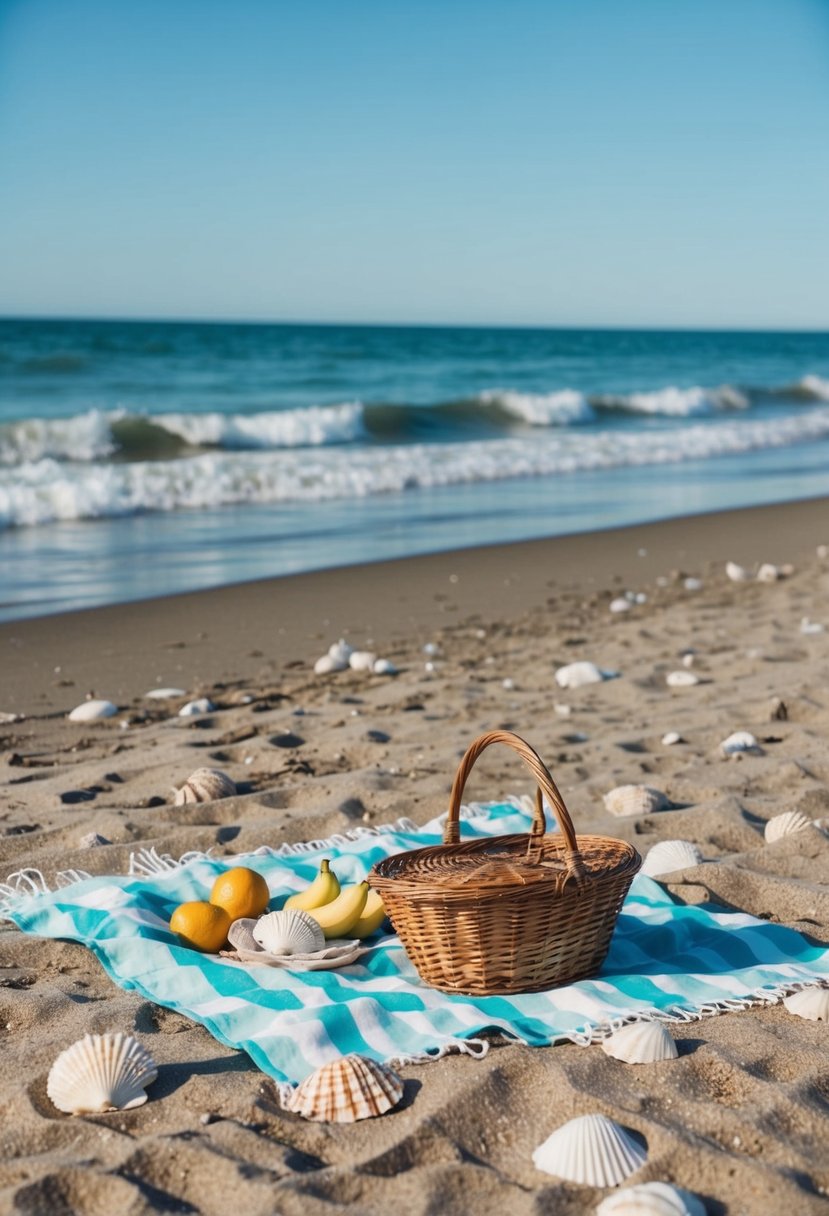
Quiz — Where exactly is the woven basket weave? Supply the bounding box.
[369,730,641,996]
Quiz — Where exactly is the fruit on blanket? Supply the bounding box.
[209,867,270,921]
[352,888,387,939]
[283,858,340,911]
[306,881,369,939]
[170,900,231,953]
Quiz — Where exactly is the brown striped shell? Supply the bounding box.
[289,1054,404,1122]
[173,768,236,805]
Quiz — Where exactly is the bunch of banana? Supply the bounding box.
[282,858,388,940]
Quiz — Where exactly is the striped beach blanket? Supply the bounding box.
[3,801,828,1090]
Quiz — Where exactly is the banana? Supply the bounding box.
[283,858,340,912]
[307,881,369,939]
[352,888,388,939]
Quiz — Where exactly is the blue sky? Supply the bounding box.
[1,0,828,328]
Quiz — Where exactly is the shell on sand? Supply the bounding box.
[251,909,325,955]
[314,654,348,674]
[532,1113,647,1186]
[47,1033,157,1115]
[782,987,829,1022]
[596,1181,707,1216]
[604,785,670,817]
[78,832,110,849]
[173,768,236,805]
[328,639,354,664]
[800,618,825,635]
[289,1054,404,1122]
[661,731,682,745]
[601,1021,679,1064]
[373,658,398,675]
[68,699,118,723]
[178,698,215,717]
[764,810,813,844]
[641,840,703,878]
[725,561,749,582]
[144,687,186,699]
[555,661,611,689]
[756,563,780,583]
[720,730,762,757]
[666,670,699,688]
[610,597,632,613]
[348,650,377,672]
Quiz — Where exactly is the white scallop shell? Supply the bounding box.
[173,767,236,805]
[144,687,186,699]
[601,1021,678,1064]
[348,650,377,671]
[373,658,398,675]
[314,654,348,674]
[288,1054,404,1122]
[642,840,703,878]
[596,1181,707,1216]
[720,730,762,756]
[661,731,682,745]
[782,986,829,1022]
[532,1113,647,1186]
[328,639,354,663]
[251,909,325,955]
[764,810,813,843]
[47,1033,157,1115]
[756,563,780,583]
[604,785,670,817]
[178,698,215,717]
[725,561,749,582]
[666,671,699,687]
[555,661,611,689]
[68,699,118,723]
[610,598,632,613]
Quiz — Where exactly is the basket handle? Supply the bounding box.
[445,730,581,863]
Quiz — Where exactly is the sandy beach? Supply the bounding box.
[2,497,829,1216]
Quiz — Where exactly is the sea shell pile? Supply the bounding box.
[68,699,118,723]
[595,1181,707,1215]
[532,1113,647,1186]
[604,785,670,817]
[641,840,703,878]
[287,1054,404,1122]
[314,639,397,676]
[601,1020,678,1064]
[225,915,365,970]
[47,1033,158,1115]
[173,768,237,805]
[252,909,325,954]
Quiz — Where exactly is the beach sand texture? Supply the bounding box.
[1,500,828,1216]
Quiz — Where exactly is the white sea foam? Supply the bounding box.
[477,388,594,425]
[796,374,829,401]
[594,384,749,415]
[0,410,119,464]
[155,402,364,448]
[3,407,829,530]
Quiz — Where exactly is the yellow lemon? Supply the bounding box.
[170,900,231,953]
[209,866,270,922]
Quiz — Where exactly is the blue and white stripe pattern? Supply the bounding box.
[3,802,828,1087]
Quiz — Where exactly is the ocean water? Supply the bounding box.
[1,318,828,621]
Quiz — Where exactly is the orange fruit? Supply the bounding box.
[170,900,231,953]
[209,866,270,922]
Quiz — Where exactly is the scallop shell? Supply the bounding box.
[782,986,829,1022]
[604,785,670,817]
[251,909,325,955]
[641,840,703,878]
[68,699,118,723]
[720,730,762,757]
[372,658,398,675]
[601,1021,678,1064]
[596,1181,707,1216]
[178,698,215,717]
[288,1054,404,1122]
[555,661,611,689]
[610,598,632,613]
[532,1113,647,1186]
[314,654,348,674]
[328,639,354,663]
[173,767,236,805]
[764,810,813,843]
[725,561,749,582]
[666,671,699,687]
[47,1033,157,1115]
[348,650,377,672]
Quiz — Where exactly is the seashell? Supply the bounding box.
[661,731,682,745]
[289,1054,404,1122]
[328,639,353,664]
[683,577,702,591]
[642,840,703,878]
[596,1180,707,1216]
[373,658,398,675]
[47,1033,157,1115]
[604,785,670,817]
[681,653,695,668]
[532,1113,647,1186]
[764,810,813,843]
[252,909,325,955]
[144,687,186,699]
[68,699,118,723]
[635,592,647,604]
[756,563,780,583]
[720,730,762,757]
[178,698,214,717]
[725,561,749,582]
[782,986,829,1022]
[666,671,699,687]
[423,642,441,655]
[78,832,110,849]
[554,703,572,717]
[314,654,348,674]
[610,598,632,613]
[348,650,377,672]
[173,768,236,805]
[555,661,614,689]
[800,618,824,635]
[601,1021,679,1064]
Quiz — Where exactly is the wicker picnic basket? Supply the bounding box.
[368,730,641,996]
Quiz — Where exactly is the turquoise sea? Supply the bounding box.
[1,319,828,621]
